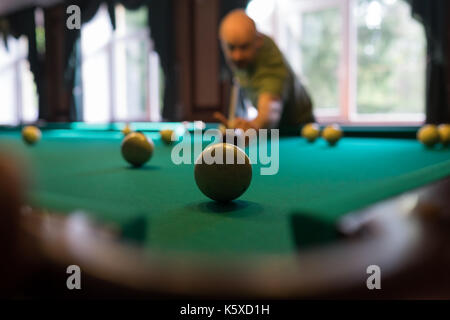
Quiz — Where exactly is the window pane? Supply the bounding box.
[0,36,38,125]
[82,53,111,123]
[0,38,17,124]
[80,4,156,122]
[114,5,150,121]
[81,6,112,56]
[301,8,341,112]
[126,40,148,119]
[356,0,425,115]
[19,36,38,123]
[115,39,149,120]
[21,60,39,122]
[81,5,113,123]
[149,51,162,121]
[0,68,16,124]
[246,0,276,37]
[125,6,148,32]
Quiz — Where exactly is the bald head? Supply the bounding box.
[219,10,262,69]
[220,9,257,44]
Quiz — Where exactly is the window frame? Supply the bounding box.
[269,0,426,126]
[80,4,161,123]
[0,36,37,125]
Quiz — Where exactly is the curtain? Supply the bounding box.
[406,0,449,123]
[69,0,249,121]
[1,0,250,122]
[64,0,104,121]
[146,0,175,121]
[0,8,46,120]
[63,0,179,121]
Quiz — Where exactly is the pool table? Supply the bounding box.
[1,122,449,299]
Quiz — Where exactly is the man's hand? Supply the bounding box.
[214,92,282,132]
[213,112,260,131]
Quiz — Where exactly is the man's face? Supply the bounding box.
[221,36,259,70]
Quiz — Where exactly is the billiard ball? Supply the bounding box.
[218,124,228,143]
[194,121,206,130]
[160,129,176,144]
[121,132,154,167]
[220,127,253,147]
[417,124,440,147]
[218,124,227,135]
[221,128,238,144]
[122,124,132,136]
[301,123,320,142]
[22,126,41,145]
[181,121,190,132]
[194,143,252,202]
[438,124,450,146]
[322,124,342,146]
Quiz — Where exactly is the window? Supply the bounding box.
[246,0,426,124]
[81,4,161,123]
[0,36,38,125]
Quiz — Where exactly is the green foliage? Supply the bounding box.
[35,26,45,55]
[300,0,425,115]
[301,8,341,110]
[124,6,149,114]
[356,0,425,114]
[125,6,148,31]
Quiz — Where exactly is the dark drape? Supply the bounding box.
[1,8,46,121]
[64,0,104,121]
[1,0,249,122]
[146,0,175,120]
[63,0,177,121]
[407,0,450,123]
[219,0,249,20]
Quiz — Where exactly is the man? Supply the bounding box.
[215,9,315,132]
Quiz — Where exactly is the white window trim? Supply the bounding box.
[81,4,160,123]
[270,0,425,126]
[0,36,31,125]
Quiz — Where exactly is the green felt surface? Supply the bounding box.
[1,128,449,256]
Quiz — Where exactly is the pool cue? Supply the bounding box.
[227,79,239,128]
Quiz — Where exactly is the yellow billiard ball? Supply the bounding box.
[322,124,342,146]
[21,126,41,145]
[438,124,450,146]
[301,123,320,142]
[218,124,227,135]
[121,132,154,167]
[122,124,132,136]
[160,129,176,144]
[194,143,252,202]
[417,124,440,147]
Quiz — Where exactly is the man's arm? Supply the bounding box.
[213,92,283,131]
[231,92,282,130]
[252,92,282,129]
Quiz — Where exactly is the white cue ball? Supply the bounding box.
[194,143,252,202]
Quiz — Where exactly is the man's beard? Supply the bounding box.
[233,61,248,70]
